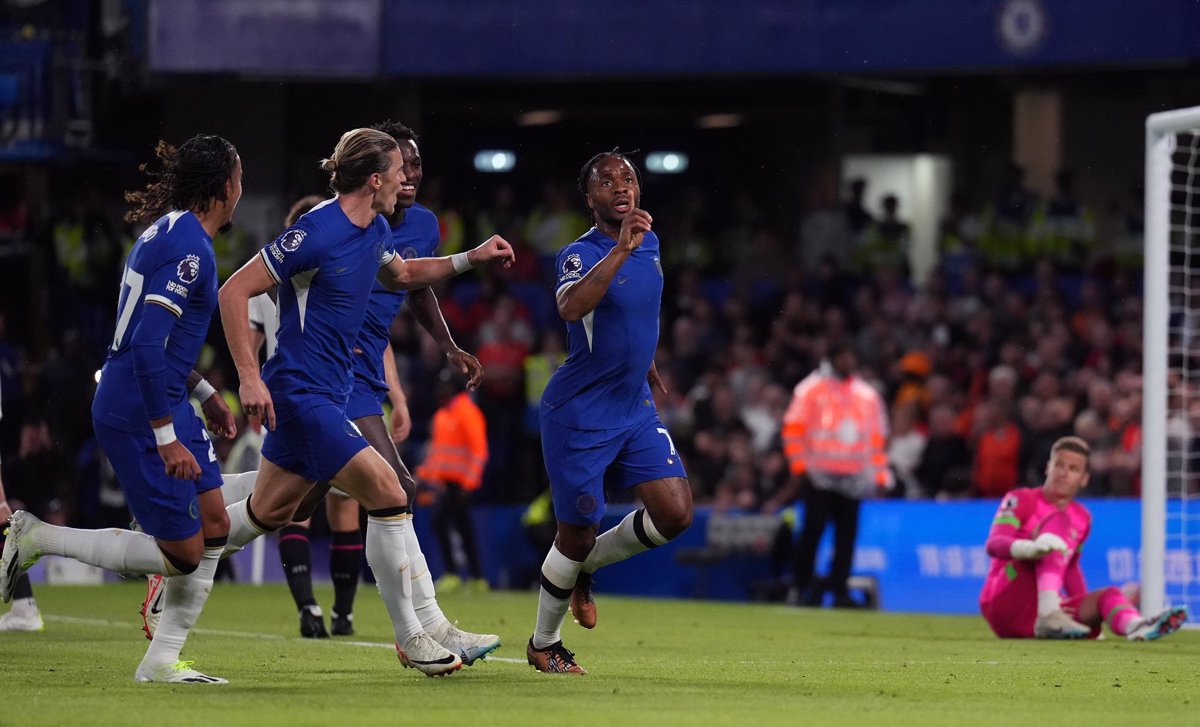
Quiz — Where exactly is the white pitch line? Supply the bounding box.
[49,616,1185,668]
[44,615,527,664]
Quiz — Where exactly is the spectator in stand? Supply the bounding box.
[972,399,1023,498]
[524,330,566,428]
[893,351,932,416]
[475,292,533,498]
[522,330,568,496]
[798,180,853,272]
[1021,396,1076,486]
[855,194,910,277]
[1108,393,1142,496]
[739,375,788,455]
[688,380,751,500]
[525,183,587,271]
[888,400,927,499]
[1085,379,1115,423]
[1033,170,1094,269]
[711,431,760,512]
[843,178,873,242]
[981,163,1038,271]
[916,404,973,500]
[1072,409,1114,496]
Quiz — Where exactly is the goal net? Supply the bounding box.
[1143,105,1200,619]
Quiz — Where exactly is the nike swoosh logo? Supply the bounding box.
[617,275,628,284]
[409,654,458,666]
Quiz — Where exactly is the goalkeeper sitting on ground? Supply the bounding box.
[979,436,1187,640]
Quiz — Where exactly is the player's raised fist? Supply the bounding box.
[468,235,516,269]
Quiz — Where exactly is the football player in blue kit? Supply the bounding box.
[527,151,693,674]
[1,135,243,684]
[276,120,501,663]
[218,128,513,678]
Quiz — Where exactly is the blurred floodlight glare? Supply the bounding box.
[645,152,689,174]
[696,113,743,129]
[516,110,563,126]
[474,150,516,173]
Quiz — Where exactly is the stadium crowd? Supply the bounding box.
[0,163,1170,535]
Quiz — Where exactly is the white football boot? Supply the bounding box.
[428,619,501,666]
[1127,605,1189,641]
[1,512,44,603]
[395,632,463,677]
[1033,609,1091,639]
[135,659,227,684]
[0,598,44,632]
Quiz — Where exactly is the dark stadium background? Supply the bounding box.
[1,0,1198,608]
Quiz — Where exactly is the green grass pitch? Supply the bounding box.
[0,582,1196,726]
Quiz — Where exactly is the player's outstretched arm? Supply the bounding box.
[408,286,483,389]
[220,256,278,430]
[379,235,514,291]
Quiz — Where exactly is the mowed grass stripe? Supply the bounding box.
[0,584,1196,727]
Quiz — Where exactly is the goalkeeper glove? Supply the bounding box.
[1010,533,1070,560]
[1034,532,1069,554]
[1010,539,1045,560]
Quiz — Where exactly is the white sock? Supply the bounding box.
[403,519,446,630]
[365,515,424,643]
[532,545,583,649]
[32,524,168,574]
[11,597,37,614]
[141,544,221,667]
[582,508,668,574]
[220,471,258,506]
[223,498,268,557]
[1037,590,1061,617]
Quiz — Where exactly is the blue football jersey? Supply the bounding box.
[258,198,396,421]
[541,227,663,430]
[93,210,218,433]
[351,203,440,395]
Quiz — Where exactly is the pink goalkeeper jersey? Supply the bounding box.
[979,487,1092,610]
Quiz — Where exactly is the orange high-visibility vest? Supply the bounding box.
[781,368,890,488]
[416,392,488,491]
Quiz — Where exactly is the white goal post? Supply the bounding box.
[1142,105,1200,618]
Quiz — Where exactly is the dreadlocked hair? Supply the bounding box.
[370,119,418,144]
[124,135,237,224]
[576,147,642,211]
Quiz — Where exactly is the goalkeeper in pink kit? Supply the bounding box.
[980,436,1187,640]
